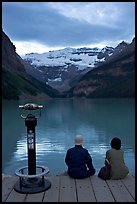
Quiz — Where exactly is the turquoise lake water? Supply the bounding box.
[2,98,135,175]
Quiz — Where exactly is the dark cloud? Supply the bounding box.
[2,2,135,47]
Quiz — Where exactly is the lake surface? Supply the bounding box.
[2,98,135,176]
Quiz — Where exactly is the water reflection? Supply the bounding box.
[2,98,135,175]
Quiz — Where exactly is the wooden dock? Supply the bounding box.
[2,174,135,202]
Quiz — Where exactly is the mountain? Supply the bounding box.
[2,31,60,100]
[3,30,134,99]
[66,38,135,98]
[22,45,117,92]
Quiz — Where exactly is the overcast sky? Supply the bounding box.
[2,2,135,56]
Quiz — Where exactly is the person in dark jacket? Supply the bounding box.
[65,135,95,179]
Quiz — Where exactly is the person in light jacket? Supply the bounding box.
[65,135,95,179]
[106,137,129,179]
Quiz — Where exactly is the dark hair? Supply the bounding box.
[111,137,121,150]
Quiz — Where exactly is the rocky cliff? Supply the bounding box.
[22,41,130,92]
[2,31,60,100]
[66,38,135,98]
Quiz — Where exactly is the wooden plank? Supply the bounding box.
[120,175,135,199]
[106,179,135,202]
[90,176,115,202]
[59,175,77,202]
[76,177,96,202]
[2,174,7,181]
[2,176,18,202]
[5,189,27,202]
[43,176,60,202]
[25,192,44,202]
[2,174,135,202]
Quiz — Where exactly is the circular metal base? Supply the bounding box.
[14,178,51,194]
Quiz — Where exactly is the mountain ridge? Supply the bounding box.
[2,30,135,99]
[66,38,135,98]
[22,40,130,92]
[2,31,60,100]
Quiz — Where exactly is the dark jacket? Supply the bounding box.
[65,145,95,179]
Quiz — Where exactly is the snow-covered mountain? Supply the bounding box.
[22,42,128,92]
[23,46,114,69]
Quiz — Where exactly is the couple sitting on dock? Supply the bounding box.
[65,135,129,180]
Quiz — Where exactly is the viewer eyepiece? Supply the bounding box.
[19,103,43,110]
[19,103,43,119]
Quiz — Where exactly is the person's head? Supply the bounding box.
[75,134,83,146]
[110,137,121,150]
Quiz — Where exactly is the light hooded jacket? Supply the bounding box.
[65,145,95,179]
[106,148,129,179]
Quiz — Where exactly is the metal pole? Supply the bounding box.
[25,114,37,175]
[14,103,51,193]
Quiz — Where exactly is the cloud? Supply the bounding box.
[48,2,122,28]
[2,2,135,50]
[13,40,65,56]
